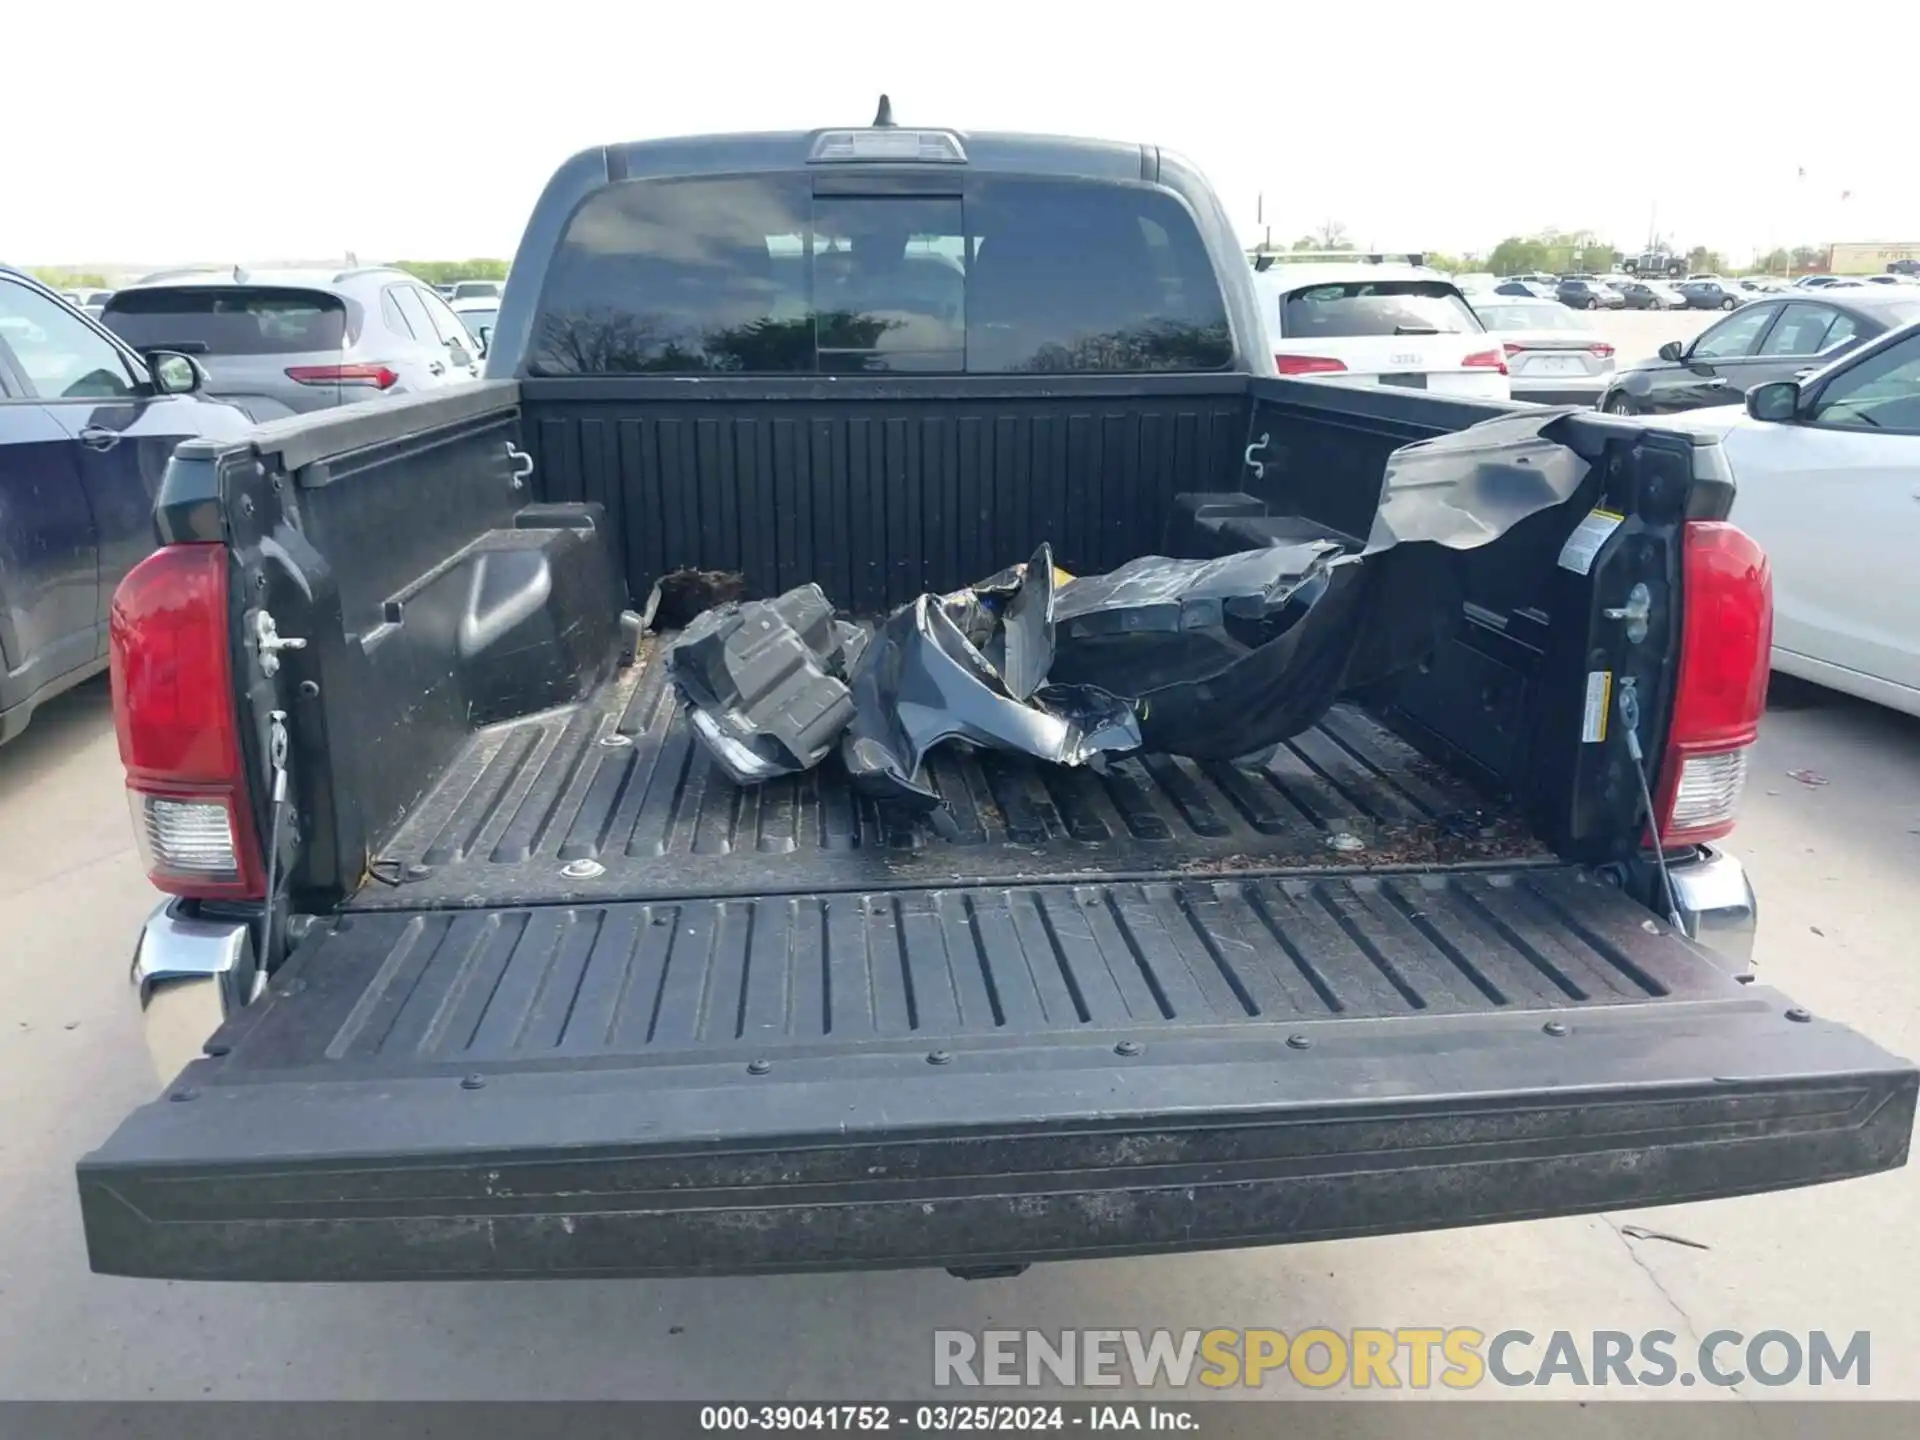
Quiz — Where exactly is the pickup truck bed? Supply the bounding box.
[85,635,1915,1283]
[365,633,1545,912]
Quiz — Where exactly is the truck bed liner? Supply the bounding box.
[358,638,1546,912]
[227,868,1690,1076]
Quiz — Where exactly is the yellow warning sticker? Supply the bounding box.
[1559,509,1625,577]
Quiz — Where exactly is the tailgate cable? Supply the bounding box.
[1615,680,1682,929]
[260,710,292,976]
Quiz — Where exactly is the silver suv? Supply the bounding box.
[100,266,481,420]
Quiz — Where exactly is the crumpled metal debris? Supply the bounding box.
[841,552,1146,814]
[662,407,1596,819]
[663,584,867,784]
[842,605,1142,814]
[681,538,1359,813]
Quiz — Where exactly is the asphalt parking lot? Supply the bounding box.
[2,302,1913,1416]
[1603,304,1716,365]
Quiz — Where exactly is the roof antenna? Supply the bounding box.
[872,94,895,127]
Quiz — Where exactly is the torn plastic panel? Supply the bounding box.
[663,585,867,785]
[841,554,1140,815]
[1048,553,1369,760]
[837,539,1370,807]
[1363,407,1591,554]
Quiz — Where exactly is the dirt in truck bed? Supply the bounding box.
[355,636,1548,912]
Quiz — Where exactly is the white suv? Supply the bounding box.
[1252,259,1510,397]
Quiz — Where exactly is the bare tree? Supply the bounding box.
[1311,219,1351,250]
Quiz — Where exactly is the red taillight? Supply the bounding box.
[1275,353,1349,375]
[1501,341,1526,358]
[110,545,264,900]
[1589,342,1616,358]
[1461,348,1509,375]
[1654,522,1773,846]
[285,362,398,389]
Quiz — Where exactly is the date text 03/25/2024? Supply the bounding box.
[698,1404,1196,1432]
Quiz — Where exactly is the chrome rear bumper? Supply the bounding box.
[131,902,259,1086]
[1665,845,1758,972]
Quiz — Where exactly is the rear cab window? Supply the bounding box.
[102,287,347,356]
[1277,280,1484,339]
[529,173,1234,375]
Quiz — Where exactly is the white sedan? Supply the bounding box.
[1671,321,1920,716]
[1468,297,1615,405]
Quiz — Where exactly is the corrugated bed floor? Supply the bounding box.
[244,869,1699,1073]
[356,638,1548,912]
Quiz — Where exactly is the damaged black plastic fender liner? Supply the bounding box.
[662,584,867,784]
[1044,542,1359,759]
[840,552,1141,814]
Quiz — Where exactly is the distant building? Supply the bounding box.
[1828,241,1920,276]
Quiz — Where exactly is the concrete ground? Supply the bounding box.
[1,314,1912,1413]
[1597,304,1718,365]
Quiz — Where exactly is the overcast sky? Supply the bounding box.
[8,2,1914,267]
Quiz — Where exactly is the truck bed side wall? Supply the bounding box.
[1242,379,1691,862]
[519,374,1251,611]
[214,384,625,902]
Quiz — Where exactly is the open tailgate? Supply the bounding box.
[79,868,1914,1281]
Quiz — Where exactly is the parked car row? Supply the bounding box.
[57,288,115,318]
[1553,277,1626,311]
[1237,256,1915,416]
[98,267,485,422]
[1463,273,1695,310]
[436,278,506,302]
[1598,289,1920,416]
[1460,269,1917,316]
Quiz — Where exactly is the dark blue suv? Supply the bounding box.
[0,267,251,740]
